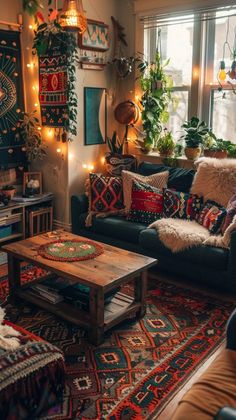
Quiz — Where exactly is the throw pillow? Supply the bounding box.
[127,180,163,224]
[163,189,203,220]
[221,192,236,234]
[190,157,236,207]
[197,200,226,234]
[86,174,125,226]
[122,169,169,212]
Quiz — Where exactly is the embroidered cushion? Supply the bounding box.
[127,180,163,224]
[163,189,203,220]
[197,200,226,234]
[89,173,124,213]
[221,192,236,234]
[122,169,169,212]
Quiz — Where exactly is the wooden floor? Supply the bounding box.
[1,262,236,419]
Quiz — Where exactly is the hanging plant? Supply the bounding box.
[18,111,47,161]
[33,20,79,139]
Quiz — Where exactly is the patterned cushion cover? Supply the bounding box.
[89,173,124,213]
[221,192,236,234]
[163,188,203,220]
[122,169,169,212]
[127,180,163,224]
[197,200,227,234]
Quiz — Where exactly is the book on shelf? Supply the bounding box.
[12,193,53,203]
[29,283,63,304]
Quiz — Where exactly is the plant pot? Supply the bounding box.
[105,153,136,176]
[204,150,228,159]
[184,147,201,160]
[0,188,16,200]
[141,146,153,154]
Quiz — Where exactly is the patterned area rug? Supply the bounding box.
[0,265,234,419]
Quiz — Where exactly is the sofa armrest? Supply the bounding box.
[71,194,88,234]
[215,407,236,420]
[228,230,236,276]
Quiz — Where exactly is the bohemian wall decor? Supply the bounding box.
[78,19,109,69]
[0,29,27,169]
[84,87,107,145]
[33,20,79,140]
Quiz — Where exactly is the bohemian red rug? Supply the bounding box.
[0,265,234,419]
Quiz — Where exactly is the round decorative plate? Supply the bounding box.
[38,239,104,262]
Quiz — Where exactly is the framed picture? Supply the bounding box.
[78,19,109,52]
[84,87,107,146]
[23,172,42,196]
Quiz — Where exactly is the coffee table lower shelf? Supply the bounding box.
[15,288,142,340]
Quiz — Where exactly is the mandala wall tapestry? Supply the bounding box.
[0,30,26,169]
[39,53,68,128]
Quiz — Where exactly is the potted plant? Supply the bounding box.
[0,185,16,200]
[203,137,231,158]
[105,131,136,176]
[156,129,175,157]
[181,117,210,160]
[138,52,173,153]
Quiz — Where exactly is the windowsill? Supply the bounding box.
[130,148,196,169]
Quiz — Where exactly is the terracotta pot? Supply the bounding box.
[184,147,201,160]
[159,150,174,158]
[141,146,153,154]
[0,188,16,200]
[204,150,228,159]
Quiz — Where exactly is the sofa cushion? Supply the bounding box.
[138,162,195,192]
[197,200,227,234]
[163,189,203,220]
[139,228,229,270]
[79,213,146,244]
[127,180,163,224]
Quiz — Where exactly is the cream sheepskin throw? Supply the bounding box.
[0,307,20,351]
[148,218,210,252]
[191,157,236,207]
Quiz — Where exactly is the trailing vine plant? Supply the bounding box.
[22,0,79,141]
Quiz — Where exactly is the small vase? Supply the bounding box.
[184,147,201,160]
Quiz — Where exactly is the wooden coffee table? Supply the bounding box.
[2,232,157,345]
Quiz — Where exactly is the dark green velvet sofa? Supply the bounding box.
[71,162,236,292]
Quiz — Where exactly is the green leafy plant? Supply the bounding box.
[106,131,124,154]
[205,137,231,151]
[138,52,173,150]
[33,21,79,139]
[228,143,236,157]
[18,111,47,161]
[156,130,175,156]
[181,117,211,148]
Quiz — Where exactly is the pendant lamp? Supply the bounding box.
[60,0,87,33]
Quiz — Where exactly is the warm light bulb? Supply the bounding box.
[27,63,34,69]
[218,69,227,82]
[88,164,94,171]
[29,24,33,29]
[47,128,54,137]
[101,156,105,165]
[34,102,38,107]
[37,127,42,131]
[69,152,74,161]
[56,148,61,153]
[82,164,87,169]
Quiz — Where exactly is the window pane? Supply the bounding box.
[211,90,236,143]
[165,91,189,140]
[144,18,194,86]
[213,10,236,83]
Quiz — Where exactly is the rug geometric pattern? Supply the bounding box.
[0,265,234,419]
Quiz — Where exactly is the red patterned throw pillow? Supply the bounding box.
[163,189,203,220]
[86,174,125,226]
[127,180,163,224]
[197,200,226,234]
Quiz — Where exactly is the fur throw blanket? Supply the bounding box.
[191,157,236,207]
[149,215,236,253]
[0,307,20,351]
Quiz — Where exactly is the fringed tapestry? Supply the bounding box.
[39,53,68,128]
[0,30,26,169]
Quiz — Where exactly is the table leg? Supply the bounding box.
[135,270,148,318]
[89,288,104,345]
[8,255,21,299]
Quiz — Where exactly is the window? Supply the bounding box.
[143,7,236,143]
